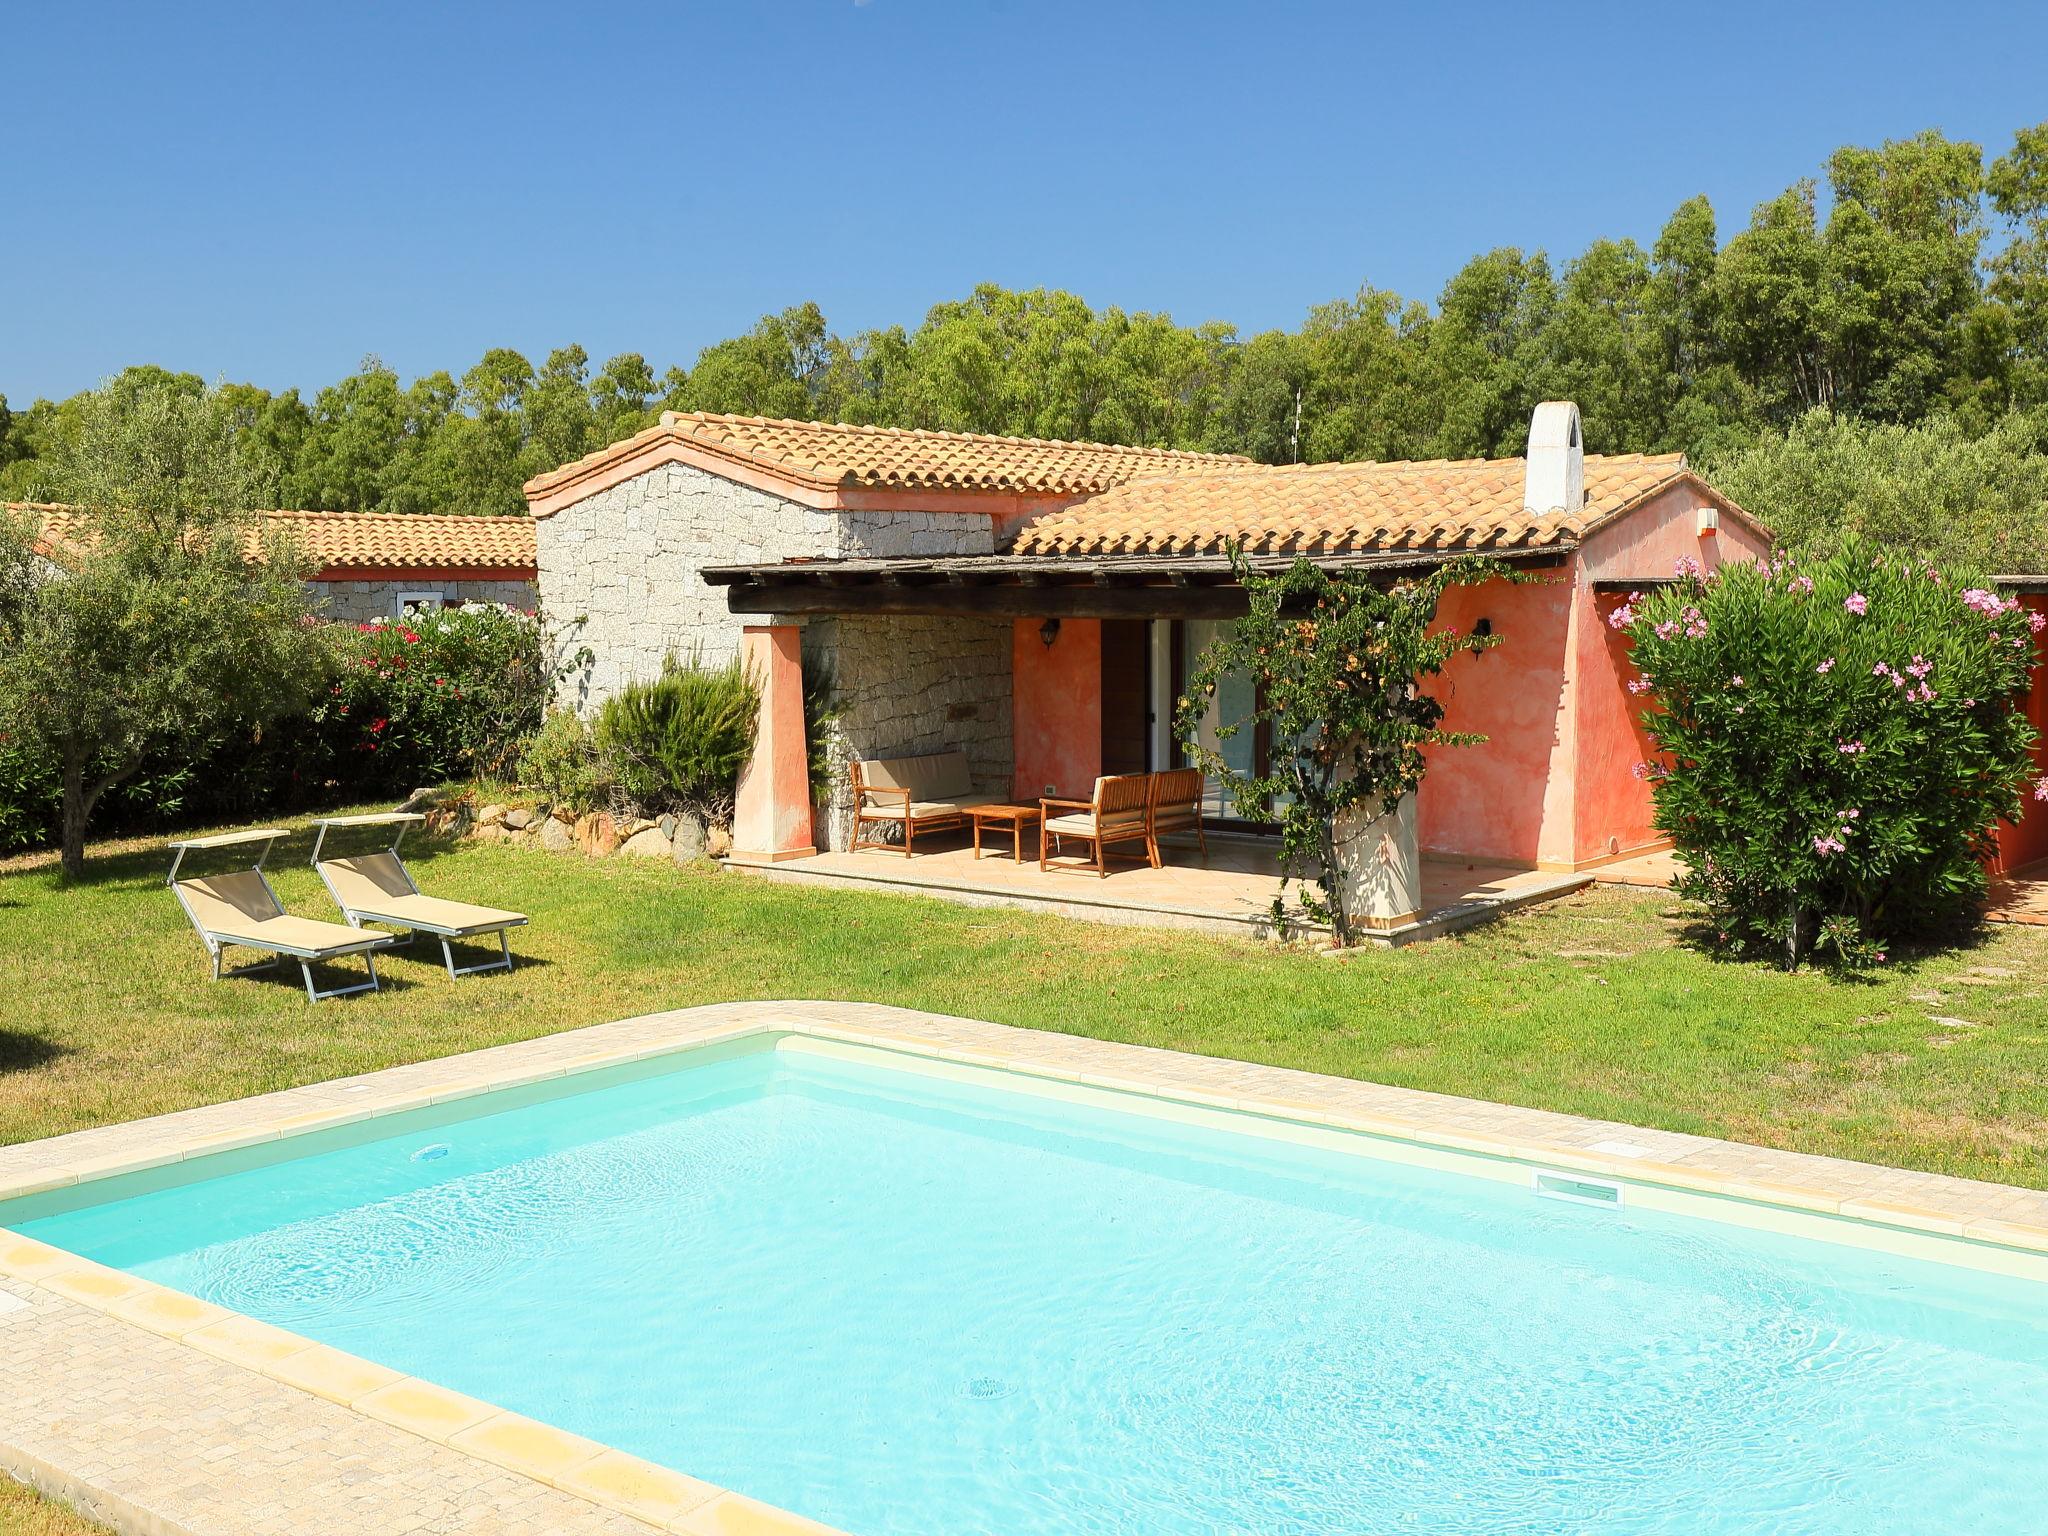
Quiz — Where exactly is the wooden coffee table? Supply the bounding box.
[969,803,1042,861]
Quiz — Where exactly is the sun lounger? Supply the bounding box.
[167,830,391,1001]
[312,814,527,978]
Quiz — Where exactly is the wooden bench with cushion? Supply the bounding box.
[1145,767,1209,864]
[1040,773,1155,876]
[850,749,1005,856]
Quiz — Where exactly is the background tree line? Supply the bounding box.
[4,123,2048,562]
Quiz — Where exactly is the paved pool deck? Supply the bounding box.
[4,999,2047,1535]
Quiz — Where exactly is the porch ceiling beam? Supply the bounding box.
[722,582,1256,621]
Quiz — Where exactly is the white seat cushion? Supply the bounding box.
[1045,812,1145,838]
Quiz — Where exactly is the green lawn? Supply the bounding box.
[3,810,2048,1187]
[0,1478,107,1536]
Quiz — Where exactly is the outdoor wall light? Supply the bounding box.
[1473,617,1494,646]
[1039,617,1061,647]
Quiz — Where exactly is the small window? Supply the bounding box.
[396,591,445,617]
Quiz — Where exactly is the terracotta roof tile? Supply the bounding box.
[1008,453,1694,557]
[522,411,1250,504]
[11,504,535,574]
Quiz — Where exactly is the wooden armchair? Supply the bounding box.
[1146,767,1208,863]
[1040,774,1154,876]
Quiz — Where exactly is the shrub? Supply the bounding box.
[302,605,559,796]
[521,708,605,815]
[0,731,57,853]
[593,656,759,824]
[1173,550,1511,945]
[1616,542,2043,967]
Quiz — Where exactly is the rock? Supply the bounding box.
[551,805,576,825]
[503,807,534,831]
[576,811,621,857]
[671,812,707,863]
[621,827,671,858]
[705,823,732,858]
[476,803,508,828]
[658,814,677,840]
[622,817,658,838]
[540,817,575,854]
[469,823,512,844]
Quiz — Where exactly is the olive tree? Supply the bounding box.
[0,381,326,879]
[1174,550,1512,945]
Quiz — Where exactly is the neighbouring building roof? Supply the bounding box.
[1009,453,1700,557]
[11,504,536,576]
[521,411,1251,513]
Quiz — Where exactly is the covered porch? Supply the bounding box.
[704,548,1594,943]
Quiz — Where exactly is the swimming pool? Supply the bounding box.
[8,1032,2048,1536]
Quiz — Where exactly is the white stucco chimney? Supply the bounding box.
[1523,400,1584,515]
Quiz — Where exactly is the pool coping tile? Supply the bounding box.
[5,997,2048,1536]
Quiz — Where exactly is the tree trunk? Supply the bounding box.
[58,756,124,883]
[58,761,92,883]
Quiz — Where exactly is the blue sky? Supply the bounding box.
[8,0,2048,404]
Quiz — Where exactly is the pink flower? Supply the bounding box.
[2030,610,2047,635]
[1626,677,1653,695]
[1906,654,1933,679]
[1962,588,2005,616]
[2034,778,2048,803]
[1730,675,1745,687]
[1789,575,1815,595]
[1837,740,1865,755]
[1845,592,1868,615]
[1816,657,1835,674]
[1813,834,1847,856]
[1674,555,1703,579]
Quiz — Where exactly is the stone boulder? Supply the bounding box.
[670,812,707,864]
[705,824,732,859]
[539,817,575,854]
[503,807,535,832]
[620,827,671,858]
[575,811,621,857]
[476,803,508,828]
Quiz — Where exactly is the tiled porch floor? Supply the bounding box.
[739,831,1590,943]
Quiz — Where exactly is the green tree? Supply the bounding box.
[1704,408,2048,571]
[1175,551,1511,945]
[0,381,327,878]
[1988,121,2048,408]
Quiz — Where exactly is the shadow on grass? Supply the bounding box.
[1662,905,2009,985]
[0,1031,70,1074]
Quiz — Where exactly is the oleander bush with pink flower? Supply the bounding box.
[0,604,572,849]
[1615,540,2043,968]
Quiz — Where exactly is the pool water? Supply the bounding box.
[12,1042,2048,1535]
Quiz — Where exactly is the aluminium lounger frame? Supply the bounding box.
[166,830,389,1002]
[311,813,523,979]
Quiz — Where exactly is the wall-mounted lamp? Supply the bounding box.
[1039,617,1061,648]
[1473,617,1494,642]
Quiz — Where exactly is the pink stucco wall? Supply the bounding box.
[1012,618,1102,800]
[1421,484,1772,868]
[1564,484,1774,867]
[1419,576,1571,864]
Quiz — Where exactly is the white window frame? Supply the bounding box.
[395,590,445,617]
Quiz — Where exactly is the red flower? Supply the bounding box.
[401,631,421,644]
[369,717,387,734]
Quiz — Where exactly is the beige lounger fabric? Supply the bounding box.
[319,853,525,936]
[176,872,382,957]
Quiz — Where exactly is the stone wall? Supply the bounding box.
[808,613,1013,851]
[537,463,838,710]
[313,578,537,623]
[536,461,996,713]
